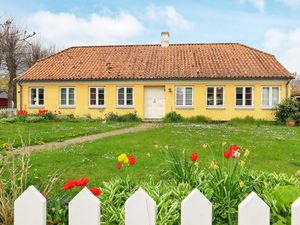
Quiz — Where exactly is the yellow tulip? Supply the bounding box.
[118,153,127,162]
[124,157,129,164]
[209,161,218,170]
[239,181,245,188]
[244,149,250,157]
[203,144,208,149]
[240,160,246,167]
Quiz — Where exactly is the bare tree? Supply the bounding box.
[0,19,35,107]
[24,40,55,68]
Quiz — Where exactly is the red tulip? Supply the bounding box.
[89,187,102,197]
[76,178,89,186]
[230,145,239,154]
[116,163,122,170]
[190,153,198,161]
[128,155,136,166]
[224,150,231,159]
[63,180,77,190]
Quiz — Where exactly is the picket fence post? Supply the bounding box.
[181,189,212,225]
[69,187,101,225]
[125,188,156,225]
[238,192,270,225]
[292,197,300,225]
[14,185,46,225]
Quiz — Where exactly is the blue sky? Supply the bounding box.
[1,0,300,74]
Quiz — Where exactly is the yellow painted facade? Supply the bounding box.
[17,80,290,121]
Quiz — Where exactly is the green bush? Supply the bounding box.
[0,117,18,123]
[228,116,271,126]
[40,112,56,121]
[106,112,142,122]
[25,116,44,123]
[274,98,300,124]
[163,112,183,123]
[185,115,211,123]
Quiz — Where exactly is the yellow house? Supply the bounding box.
[15,33,294,121]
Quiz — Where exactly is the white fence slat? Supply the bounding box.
[238,192,270,225]
[292,197,300,225]
[14,185,46,225]
[181,189,212,225]
[69,187,101,225]
[125,188,156,225]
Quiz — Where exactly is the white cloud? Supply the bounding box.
[264,28,300,75]
[240,0,265,12]
[28,11,144,48]
[278,0,300,7]
[146,5,192,30]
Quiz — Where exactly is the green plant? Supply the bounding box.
[25,116,44,123]
[40,112,56,121]
[163,112,183,123]
[185,115,211,123]
[228,116,271,126]
[106,112,142,122]
[274,98,300,124]
[0,117,18,123]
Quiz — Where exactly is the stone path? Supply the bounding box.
[12,123,159,155]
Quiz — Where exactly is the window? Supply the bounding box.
[235,87,253,107]
[262,87,280,108]
[117,87,133,107]
[176,86,193,107]
[206,87,224,107]
[30,88,44,107]
[89,87,105,107]
[60,87,75,107]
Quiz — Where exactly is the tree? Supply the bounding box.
[0,75,9,91]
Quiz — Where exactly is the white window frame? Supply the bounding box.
[29,87,44,108]
[235,86,254,109]
[117,87,134,108]
[261,86,281,109]
[60,87,76,108]
[88,87,105,108]
[206,86,225,108]
[175,86,194,108]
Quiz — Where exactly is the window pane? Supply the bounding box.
[31,88,37,105]
[38,89,44,105]
[98,88,105,105]
[272,87,279,106]
[216,87,223,106]
[69,88,75,105]
[245,87,252,106]
[118,88,125,105]
[126,88,133,105]
[90,88,96,105]
[262,87,269,106]
[207,87,214,106]
[236,87,243,106]
[176,87,184,106]
[61,88,67,105]
[185,87,193,105]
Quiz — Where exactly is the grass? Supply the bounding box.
[0,121,137,148]
[29,122,300,189]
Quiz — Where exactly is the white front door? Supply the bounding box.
[144,87,165,119]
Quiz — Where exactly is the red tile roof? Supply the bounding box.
[15,43,293,81]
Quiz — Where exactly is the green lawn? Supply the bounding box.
[0,121,137,148]
[29,123,300,188]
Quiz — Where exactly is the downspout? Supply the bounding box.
[18,82,23,110]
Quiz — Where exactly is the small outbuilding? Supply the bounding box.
[0,91,8,108]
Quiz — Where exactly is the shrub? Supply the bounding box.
[25,116,44,123]
[185,115,211,123]
[0,117,18,123]
[228,116,271,126]
[40,112,56,121]
[106,112,142,122]
[163,112,183,123]
[274,98,300,124]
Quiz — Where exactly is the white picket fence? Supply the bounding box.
[0,108,16,116]
[14,186,300,225]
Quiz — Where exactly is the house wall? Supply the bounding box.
[17,80,290,121]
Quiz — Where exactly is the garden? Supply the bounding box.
[0,98,300,225]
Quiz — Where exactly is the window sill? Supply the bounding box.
[29,105,45,109]
[88,106,105,109]
[235,106,255,110]
[175,106,194,109]
[117,106,134,109]
[206,106,225,110]
[59,106,76,109]
[262,106,277,110]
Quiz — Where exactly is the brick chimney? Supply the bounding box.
[161,32,169,48]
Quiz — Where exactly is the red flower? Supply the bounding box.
[89,187,102,197]
[76,178,89,187]
[224,150,231,159]
[116,163,122,170]
[128,155,136,166]
[230,145,239,154]
[17,110,28,116]
[63,180,77,190]
[190,153,198,161]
